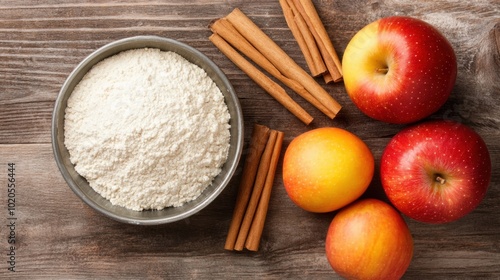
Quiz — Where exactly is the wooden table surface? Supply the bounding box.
[1,0,499,279]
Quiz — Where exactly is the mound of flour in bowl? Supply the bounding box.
[64,48,231,211]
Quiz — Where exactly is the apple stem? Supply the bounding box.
[435,176,446,185]
[376,68,389,74]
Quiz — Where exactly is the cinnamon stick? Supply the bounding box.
[234,130,278,251]
[293,10,326,77]
[225,8,341,118]
[245,131,284,252]
[210,18,334,119]
[285,0,327,77]
[224,124,270,251]
[323,71,334,84]
[210,33,314,125]
[292,0,343,82]
[279,0,326,77]
[211,19,280,82]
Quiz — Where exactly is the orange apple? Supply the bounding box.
[282,127,374,213]
[326,199,414,280]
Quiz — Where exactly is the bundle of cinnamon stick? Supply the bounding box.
[209,8,342,125]
[224,124,284,252]
[280,0,343,83]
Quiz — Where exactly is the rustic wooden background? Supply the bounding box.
[0,0,499,279]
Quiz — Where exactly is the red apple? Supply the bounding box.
[326,198,414,280]
[342,16,457,124]
[381,120,491,224]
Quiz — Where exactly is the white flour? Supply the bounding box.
[64,48,231,211]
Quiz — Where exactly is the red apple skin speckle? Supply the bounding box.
[380,120,491,224]
[343,16,457,124]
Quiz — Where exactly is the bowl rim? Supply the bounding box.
[51,35,244,225]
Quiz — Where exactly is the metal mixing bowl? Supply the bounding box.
[52,36,244,225]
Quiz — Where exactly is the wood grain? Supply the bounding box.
[0,0,499,278]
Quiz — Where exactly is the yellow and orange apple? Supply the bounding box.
[342,16,457,124]
[282,127,374,213]
[326,199,414,280]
